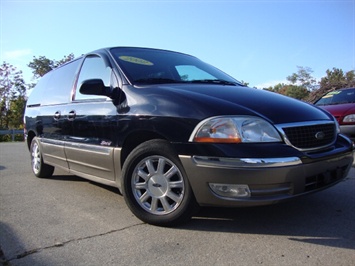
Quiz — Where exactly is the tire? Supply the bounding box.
[121,140,198,226]
[30,137,55,178]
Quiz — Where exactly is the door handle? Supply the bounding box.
[68,110,76,120]
[54,111,61,120]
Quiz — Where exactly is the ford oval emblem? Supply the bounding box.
[315,131,325,140]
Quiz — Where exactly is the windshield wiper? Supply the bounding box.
[134,78,181,84]
[190,79,237,86]
[134,78,239,86]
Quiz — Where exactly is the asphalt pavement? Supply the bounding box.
[1,142,354,265]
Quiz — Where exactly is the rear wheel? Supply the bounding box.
[30,137,54,178]
[122,140,197,226]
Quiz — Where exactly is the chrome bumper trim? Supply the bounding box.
[190,156,302,168]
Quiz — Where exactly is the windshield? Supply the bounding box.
[110,47,241,86]
[315,88,355,106]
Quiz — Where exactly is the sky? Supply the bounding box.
[1,0,354,89]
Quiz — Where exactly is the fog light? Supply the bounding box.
[209,183,251,198]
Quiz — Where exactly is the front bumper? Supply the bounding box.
[179,152,353,207]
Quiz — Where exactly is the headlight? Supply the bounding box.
[190,116,282,143]
[343,114,355,123]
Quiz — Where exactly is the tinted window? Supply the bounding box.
[75,55,111,101]
[46,59,81,105]
[26,72,52,106]
[27,59,81,106]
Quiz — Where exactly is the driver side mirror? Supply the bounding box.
[79,79,110,97]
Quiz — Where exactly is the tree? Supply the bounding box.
[264,83,286,93]
[28,53,74,79]
[263,66,314,100]
[56,53,75,67]
[0,62,27,130]
[279,84,309,100]
[240,80,249,86]
[265,82,309,100]
[264,67,316,100]
[7,96,27,129]
[27,56,54,79]
[287,66,317,91]
[319,68,355,91]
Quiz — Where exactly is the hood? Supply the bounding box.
[128,84,333,125]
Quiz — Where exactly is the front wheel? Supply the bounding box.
[121,140,198,226]
[30,137,54,178]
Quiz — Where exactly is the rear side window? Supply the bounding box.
[26,72,52,106]
[27,59,81,106]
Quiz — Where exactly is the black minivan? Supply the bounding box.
[24,47,354,226]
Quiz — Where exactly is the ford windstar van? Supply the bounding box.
[24,47,354,226]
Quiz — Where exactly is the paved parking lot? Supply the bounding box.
[1,142,354,265]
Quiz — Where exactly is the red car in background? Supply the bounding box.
[315,88,355,143]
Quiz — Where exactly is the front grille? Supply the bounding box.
[282,123,336,150]
[247,165,348,198]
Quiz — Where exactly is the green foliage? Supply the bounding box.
[0,134,11,142]
[279,85,309,100]
[265,82,309,100]
[28,53,75,78]
[265,66,316,100]
[264,83,286,93]
[0,62,27,131]
[8,96,26,128]
[27,56,53,79]
[0,133,23,142]
[319,68,355,91]
[286,66,317,91]
[56,53,75,67]
[240,80,249,86]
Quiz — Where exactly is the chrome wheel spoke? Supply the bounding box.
[145,159,156,176]
[150,197,159,212]
[134,182,147,190]
[31,143,41,173]
[168,180,183,189]
[165,165,178,179]
[160,197,172,212]
[157,158,166,174]
[139,191,151,204]
[166,191,181,203]
[137,169,149,181]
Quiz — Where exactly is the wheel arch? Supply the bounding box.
[120,130,171,168]
[26,130,37,150]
